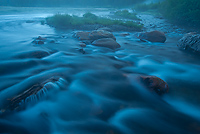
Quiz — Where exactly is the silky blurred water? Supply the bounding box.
[0,7,200,134]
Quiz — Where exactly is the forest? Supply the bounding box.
[134,0,200,27]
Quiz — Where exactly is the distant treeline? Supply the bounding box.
[161,0,200,27]
[135,0,200,27]
[0,0,145,7]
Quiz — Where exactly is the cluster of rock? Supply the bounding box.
[73,27,121,50]
[177,32,200,53]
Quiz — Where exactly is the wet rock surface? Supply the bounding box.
[73,29,120,49]
[92,38,121,50]
[89,30,116,41]
[79,42,87,47]
[140,75,169,95]
[137,30,166,43]
[177,33,200,52]
[73,31,90,40]
[1,77,66,112]
[32,36,57,45]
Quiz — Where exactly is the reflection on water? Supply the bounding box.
[0,7,200,134]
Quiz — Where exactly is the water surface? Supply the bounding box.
[0,7,200,134]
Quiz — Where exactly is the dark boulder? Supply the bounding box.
[89,30,116,41]
[49,40,56,43]
[3,77,61,112]
[78,48,86,54]
[92,38,121,50]
[37,40,44,44]
[140,75,169,95]
[177,32,200,52]
[73,31,90,40]
[13,50,50,59]
[137,31,166,43]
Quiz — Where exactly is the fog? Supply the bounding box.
[144,0,165,3]
[0,0,145,7]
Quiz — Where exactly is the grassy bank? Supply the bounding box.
[134,0,200,27]
[46,12,143,30]
[114,10,141,20]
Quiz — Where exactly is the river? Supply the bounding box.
[0,7,200,134]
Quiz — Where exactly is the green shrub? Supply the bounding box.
[46,14,73,28]
[46,12,143,30]
[83,12,98,20]
[114,10,140,20]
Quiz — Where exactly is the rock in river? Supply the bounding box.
[73,31,90,40]
[79,42,87,47]
[137,31,166,43]
[92,38,121,50]
[177,32,200,52]
[140,75,169,95]
[32,36,46,44]
[89,30,116,41]
[2,77,64,112]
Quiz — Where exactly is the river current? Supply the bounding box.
[0,7,200,134]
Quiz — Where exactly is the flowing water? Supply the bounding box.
[0,7,200,134]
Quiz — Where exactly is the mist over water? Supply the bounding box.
[144,0,165,3]
[0,4,200,134]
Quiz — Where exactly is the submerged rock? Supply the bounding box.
[92,38,121,50]
[13,50,50,59]
[37,36,46,40]
[140,75,169,95]
[32,36,47,44]
[37,40,44,44]
[120,32,130,37]
[32,36,58,45]
[79,42,87,47]
[137,31,166,43]
[89,30,116,41]
[78,48,86,54]
[2,77,64,112]
[26,20,35,23]
[177,32,200,52]
[49,40,55,43]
